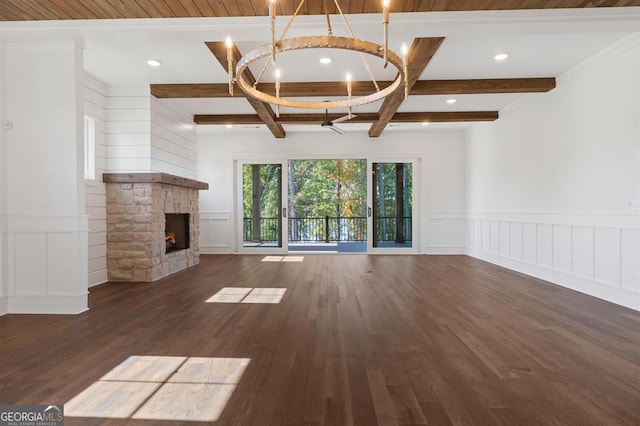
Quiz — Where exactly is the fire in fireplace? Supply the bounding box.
[165,213,190,253]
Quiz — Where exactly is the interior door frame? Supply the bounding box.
[366,157,420,254]
[235,158,288,254]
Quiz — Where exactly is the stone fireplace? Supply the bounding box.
[104,173,209,282]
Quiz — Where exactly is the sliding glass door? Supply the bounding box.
[367,159,418,253]
[237,160,287,253]
[235,157,418,254]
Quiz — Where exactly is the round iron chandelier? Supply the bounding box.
[224,0,409,118]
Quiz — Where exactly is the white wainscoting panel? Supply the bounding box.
[536,223,553,268]
[509,222,523,260]
[572,226,594,279]
[490,220,500,254]
[14,233,47,295]
[594,227,621,287]
[522,223,537,264]
[482,220,491,252]
[552,225,572,274]
[200,212,233,254]
[466,214,640,312]
[621,229,640,292]
[424,213,465,254]
[7,215,89,314]
[499,221,510,257]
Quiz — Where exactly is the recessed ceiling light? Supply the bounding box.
[422,122,430,126]
[446,98,457,104]
[225,124,233,129]
[147,59,161,67]
[494,53,509,61]
[319,57,332,64]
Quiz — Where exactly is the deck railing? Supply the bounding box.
[243,216,412,243]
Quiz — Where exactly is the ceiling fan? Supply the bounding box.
[321,109,356,134]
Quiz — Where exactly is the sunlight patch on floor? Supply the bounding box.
[241,288,287,304]
[261,256,284,262]
[205,288,287,304]
[66,356,250,422]
[205,287,253,303]
[261,256,304,262]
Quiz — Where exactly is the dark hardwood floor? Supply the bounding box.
[2,254,640,425]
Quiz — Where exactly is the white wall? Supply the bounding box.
[197,129,467,254]
[4,41,88,314]
[105,87,197,179]
[150,97,198,179]
[84,74,108,287]
[0,39,8,315]
[105,86,152,173]
[465,35,640,311]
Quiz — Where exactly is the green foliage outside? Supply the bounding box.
[242,163,281,218]
[241,160,412,243]
[287,159,367,219]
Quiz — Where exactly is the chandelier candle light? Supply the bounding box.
[275,68,281,118]
[401,42,409,99]
[346,72,353,119]
[224,0,408,115]
[382,0,390,67]
[225,35,234,96]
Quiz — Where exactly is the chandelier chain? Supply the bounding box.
[332,0,380,91]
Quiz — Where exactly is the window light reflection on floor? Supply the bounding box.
[65,356,250,422]
[205,287,287,304]
[261,256,304,262]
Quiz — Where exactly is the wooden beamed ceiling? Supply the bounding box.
[187,38,556,136]
[203,37,475,137]
[0,0,637,21]
[1,2,632,138]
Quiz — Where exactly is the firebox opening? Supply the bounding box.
[165,213,190,254]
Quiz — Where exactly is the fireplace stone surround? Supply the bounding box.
[104,173,208,282]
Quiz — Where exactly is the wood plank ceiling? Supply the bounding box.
[2,0,636,137]
[0,0,638,21]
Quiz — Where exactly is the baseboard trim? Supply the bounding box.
[8,293,89,315]
[466,248,640,312]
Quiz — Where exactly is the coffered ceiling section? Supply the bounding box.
[1,0,638,21]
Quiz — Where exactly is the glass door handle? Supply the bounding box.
[282,207,287,218]
[368,207,372,217]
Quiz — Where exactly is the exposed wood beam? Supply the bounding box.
[194,111,498,125]
[411,78,556,94]
[369,37,445,137]
[385,111,499,122]
[151,78,555,98]
[205,42,286,138]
